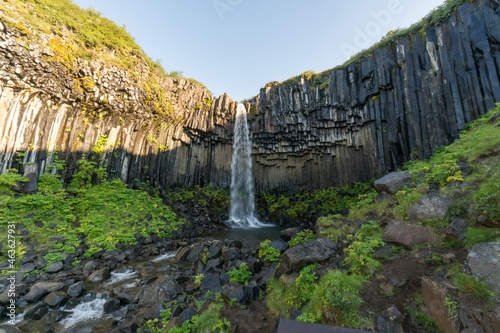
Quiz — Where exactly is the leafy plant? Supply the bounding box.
[228,263,252,285]
[343,222,385,275]
[302,270,367,328]
[258,240,281,263]
[289,229,315,247]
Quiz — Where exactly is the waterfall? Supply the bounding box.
[228,104,269,228]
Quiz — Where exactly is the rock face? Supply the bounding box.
[466,242,500,294]
[1,0,500,192]
[373,171,412,195]
[278,238,337,274]
[246,0,500,191]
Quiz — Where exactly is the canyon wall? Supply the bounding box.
[1,0,500,193]
[0,18,237,191]
[246,0,500,191]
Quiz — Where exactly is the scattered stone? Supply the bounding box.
[406,192,450,222]
[82,260,98,278]
[137,275,180,307]
[23,282,64,303]
[179,307,197,324]
[24,303,49,320]
[43,291,69,308]
[442,253,456,263]
[222,282,245,302]
[201,273,221,293]
[20,262,35,274]
[373,171,412,195]
[444,217,469,241]
[103,298,121,314]
[377,305,404,333]
[269,239,289,252]
[374,191,397,205]
[373,245,394,259]
[278,238,337,274]
[46,261,63,273]
[280,227,302,241]
[383,220,439,249]
[67,281,84,298]
[379,282,394,294]
[466,242,500,294]
[87,267,111,283]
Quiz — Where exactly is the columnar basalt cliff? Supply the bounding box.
[1,0,500,193]
[0,16,238,190]
[246,0,500,191]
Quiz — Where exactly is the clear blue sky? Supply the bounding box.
[72,0,445,101]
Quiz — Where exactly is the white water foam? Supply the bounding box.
[151,250,178,263]
[60,297,107,330]
[106,268,138,285]
[228,104,273,229]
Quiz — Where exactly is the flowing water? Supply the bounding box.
[228,104,272,228]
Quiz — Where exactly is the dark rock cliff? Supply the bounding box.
[1,0,500,192]
[246,0,500,191]
[0,16,238,190]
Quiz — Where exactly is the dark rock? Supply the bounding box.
[186,246,204,263]
[377,305,404,333]
[375,191,396,205]
[467,242,500,294]
[24,303,49,320]
[201,273,221,293]
[103,298,121,314]
[204,258,222,273]
[179,307,197,324]
[278,238,337,274]
[222,282,245,302]
[175,247,191,261]
[0,325,23,332]
[87,267,111,283]
[46,261,64,273]
[22,163,38,193]
[373,245,395,259]
[222,248,239,262]
[23,281,64,302]
[20,262,36,274]
[208,244,221,259]
[137,275,180,307]
[82,260,98,277]
[269,239,289,252]
[406,192,450,222]
[67,281,84,298]
[280,227,302,241]
[43,290,69,308]
[374,171,412,195]
[444,217,469,241]
[383,220,439,249]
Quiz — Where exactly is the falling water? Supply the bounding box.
[228,104,269,228]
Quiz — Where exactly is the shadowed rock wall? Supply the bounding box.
[1,0,500,192]
[246,0,500,191]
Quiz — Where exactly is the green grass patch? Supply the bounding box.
[0,170,183,261]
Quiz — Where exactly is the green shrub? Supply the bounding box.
[0,169,27,193]
[258,240,281,263]
[265,264,319,318]
[452,271,496,302]
[289,229,316,247]
[474,172,500,226]
[228,263,252,285]
[343,222,384,275]
[303,270,367,327]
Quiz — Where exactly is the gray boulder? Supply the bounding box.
[22,163,38,193]
[278,238,336,274]
[136,275,180,307]
[23,282,64,303]
[374,171,412,195]
[383,220,438,249]
[406,192,450,222]
[87,267,110,283]
[467,242,500,294]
